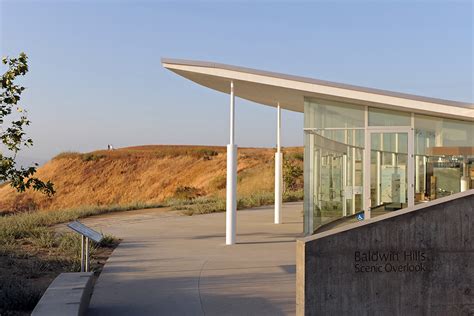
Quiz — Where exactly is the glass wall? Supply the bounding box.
[304,97,474,235]
[304,99,365,234]
[414,114,474,202]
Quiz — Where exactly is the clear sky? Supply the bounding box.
[1,0,472,162]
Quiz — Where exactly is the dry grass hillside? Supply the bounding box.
[0,145,303,213]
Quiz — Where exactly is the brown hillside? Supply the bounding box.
[0,145,303,213]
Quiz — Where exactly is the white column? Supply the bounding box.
[342,128,348,216]
[274,103,283,224]
[461,156,469,192]
[376,151,381,206]
[376,134,382,206]
[351,130,356,215]
[415,155,420,193]
[363,106,370,219]
[342,154,348,216]
[226,81,237,245]
[407,129,415,207]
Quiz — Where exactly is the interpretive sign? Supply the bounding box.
[296,191,474,316]
[381,165,406,203]
[67,221,103,243]
[67,221,103,273]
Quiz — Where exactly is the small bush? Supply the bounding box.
[194,149,219,160]
[288,152,304,161]
[283,189,304,202]
[210,175,227,190]
[11,196,38,213]
[82,153,105,162]
[283,157,303,191]
[174,186,202,200]
[98,234,119,248]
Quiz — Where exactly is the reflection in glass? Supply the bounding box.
[370,132,408,217]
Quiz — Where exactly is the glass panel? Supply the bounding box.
[414,114,473,204]
[370,132,409,217]
[304,131,364,233]
[369,107,411,126]
[304,98,365,129]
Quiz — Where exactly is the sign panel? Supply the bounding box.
[67,221,103,243]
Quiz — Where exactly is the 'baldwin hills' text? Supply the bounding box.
[354,250,430,273]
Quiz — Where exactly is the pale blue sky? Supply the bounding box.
[1,0,472,162]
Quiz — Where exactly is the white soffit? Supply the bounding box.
[162,58,474,121]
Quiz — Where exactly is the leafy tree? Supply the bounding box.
[0,52,54,196]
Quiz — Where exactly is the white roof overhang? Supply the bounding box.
[162,58,474,122]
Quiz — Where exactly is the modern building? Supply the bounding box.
[162,58,474,240]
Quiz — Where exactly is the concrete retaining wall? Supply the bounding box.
[32,272,93,316]
[296,190,474,316]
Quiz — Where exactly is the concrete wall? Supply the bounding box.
[296,190,474,316]
[32,272,93,316]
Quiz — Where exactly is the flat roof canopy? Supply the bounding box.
[162,58,474,122]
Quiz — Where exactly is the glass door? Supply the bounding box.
[367,129,414,217]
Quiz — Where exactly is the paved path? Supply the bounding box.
[85,202,303,315]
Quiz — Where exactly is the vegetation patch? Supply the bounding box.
[52,151,81,160]
[193,148,219,160]
[0,205,123,315]
[283,156,304,191]
[210,174,227,190]
[170,190,303,216]
[288,152,304,161]
[82,153,106,162]
[173,186,203,200]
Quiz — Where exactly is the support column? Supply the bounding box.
[376,134,383,206]
[461,156,469,192]
[226,81,237,245]
[342,128,348,217]
[275,103,283,224]
[351,130,356,215]
[85,237,90,272]
[376,151,381,206]
[80,235,85,272]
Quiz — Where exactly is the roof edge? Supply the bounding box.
[161,57,474,110]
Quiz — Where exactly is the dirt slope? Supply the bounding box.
[0,145,303,213]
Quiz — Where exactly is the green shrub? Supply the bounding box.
[283,157,303,191]
[98,234,119,248]
[288,152,304,161]
[283,189,304,202]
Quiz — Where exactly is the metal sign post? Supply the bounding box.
[67,221,103,272]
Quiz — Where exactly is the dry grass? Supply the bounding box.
[0,145,303,314]
[0,145,303,213]
[0,205,120,315]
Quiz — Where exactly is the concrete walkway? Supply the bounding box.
[85,202,303,315]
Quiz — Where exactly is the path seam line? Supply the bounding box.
[198,259,208,316]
